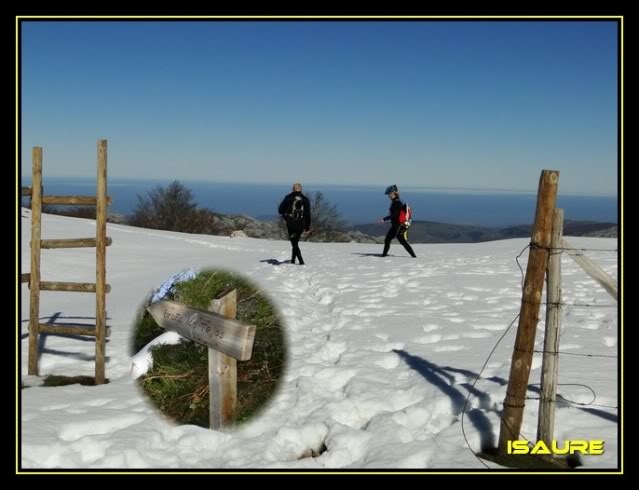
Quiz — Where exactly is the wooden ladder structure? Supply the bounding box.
[22,140,112,384]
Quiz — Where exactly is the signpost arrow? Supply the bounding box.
[146,299,256,361]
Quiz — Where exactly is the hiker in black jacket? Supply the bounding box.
[378,185,417,258]
[278,183,312,265]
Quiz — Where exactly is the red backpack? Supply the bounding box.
[399,202,412,227]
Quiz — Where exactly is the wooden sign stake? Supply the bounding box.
[146,290,256,429]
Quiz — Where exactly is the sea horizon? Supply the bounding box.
[20,176,619,228]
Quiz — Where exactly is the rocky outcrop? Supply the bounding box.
[212,214,381,243]
[211,214,287,240]
[107,212,127,224]
[306,230,382,244]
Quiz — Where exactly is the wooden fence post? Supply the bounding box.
[95,139,107,384]
[28,147,43,375]
[208,290,238,430]
[537,208,564,445]
[498,170,559,452]
[561,238,618,302]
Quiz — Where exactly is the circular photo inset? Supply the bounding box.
[130,269,287,430]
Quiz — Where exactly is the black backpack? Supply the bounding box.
[289,195,305,221]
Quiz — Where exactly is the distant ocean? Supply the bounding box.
[20,177,618,228]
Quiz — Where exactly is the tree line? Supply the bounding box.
[27,180,347,239]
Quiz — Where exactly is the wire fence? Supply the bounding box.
[462,239,619,467]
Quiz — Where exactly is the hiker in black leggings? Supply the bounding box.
[378,185,417,258]
[278,183,312,265]
[288,228,304,264]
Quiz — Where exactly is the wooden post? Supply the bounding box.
[498,170,559,452]
[208,290,238,430]
[537,208,564,445]
[28,147,43,375]
[95,139,107,385]
[561,238,618,302]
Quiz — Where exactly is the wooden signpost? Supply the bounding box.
[146,298,255,361]
[146,291,256,429]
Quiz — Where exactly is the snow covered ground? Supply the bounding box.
[19,210,620,470]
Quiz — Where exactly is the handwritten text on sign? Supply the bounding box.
[146,300,256,360]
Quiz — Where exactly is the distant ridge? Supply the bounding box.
[352,220,618,244]
[28,205,617,244]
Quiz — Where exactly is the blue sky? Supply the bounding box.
[20,19,619,195]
